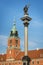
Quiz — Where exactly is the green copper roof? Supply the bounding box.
[10,21,18,37]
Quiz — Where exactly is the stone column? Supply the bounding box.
[24,22,29,56]
[21,5,32,65]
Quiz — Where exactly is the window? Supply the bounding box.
[16,40,18,44]
[16,44,17,47]
[1,58,3,61]
[9,63,11,65]
[37,61,39,64]
[23,62,26,65]
[10,45,12,48]
[2,63,5,65]
[10,40,12,43]
[19,62,20,64]
[2,64,4,65]
[32,61,34,64]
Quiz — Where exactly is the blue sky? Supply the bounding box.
[0,0,43,53]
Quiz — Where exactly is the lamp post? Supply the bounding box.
[21,5,32,65]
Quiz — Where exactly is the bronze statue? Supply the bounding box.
[23,5,28,15]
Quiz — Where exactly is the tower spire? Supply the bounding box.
[12,20,16,34]
[13,19,16,26]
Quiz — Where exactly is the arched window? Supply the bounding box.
[37,61,39,64]
[32,61,34,64]
[10,40,12,43]
[16,40,18,44]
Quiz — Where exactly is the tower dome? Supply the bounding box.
[10,21,18,37]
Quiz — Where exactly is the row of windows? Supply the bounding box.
[0,61,41,65]
[32,61,39,64]
[10,44,18,48]
[9,40,18,48]
[10,40,18,44]
[1,62,21,65]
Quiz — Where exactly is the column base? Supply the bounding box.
[22,56,31,65]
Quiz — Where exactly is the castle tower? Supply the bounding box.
[21,5,32,65]
[6,21,20,61]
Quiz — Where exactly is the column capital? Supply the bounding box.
[23,22,29,27]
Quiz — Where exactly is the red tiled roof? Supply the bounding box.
[0,54,6,62]
[0,49,43,61]
[15,49,43,60]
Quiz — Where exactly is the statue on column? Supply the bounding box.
[23,5,28,15]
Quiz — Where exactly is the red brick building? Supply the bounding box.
[0,23,43,65]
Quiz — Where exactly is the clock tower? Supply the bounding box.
[6,22,20,61]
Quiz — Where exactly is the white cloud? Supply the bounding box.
[29,41,37,47]
[0,35,8,46]
[20,39,39,51]
[30,20,43,28]
[0,35,8,53]
[0,35,42,53]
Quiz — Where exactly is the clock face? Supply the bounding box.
[9,50,11,54]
